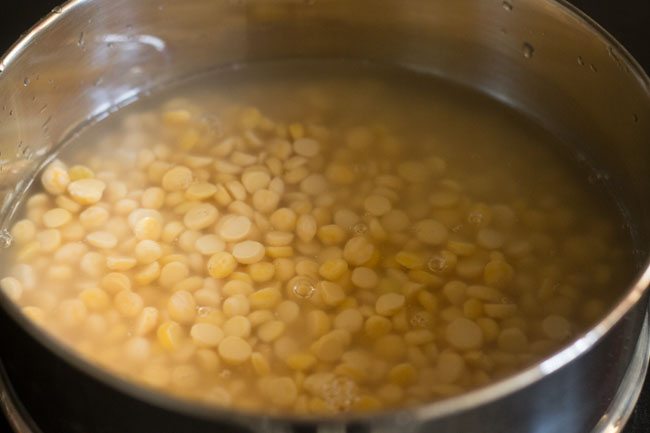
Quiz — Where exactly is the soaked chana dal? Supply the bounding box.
[0,62,634,414]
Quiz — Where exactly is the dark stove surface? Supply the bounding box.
[1,1,649,432]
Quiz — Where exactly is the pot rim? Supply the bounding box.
[0,0,649,427]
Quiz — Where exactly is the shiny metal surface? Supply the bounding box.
[0,1,649,432]
[0,362,40,433]
[592,312,650,433]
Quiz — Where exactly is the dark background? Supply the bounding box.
[0,0,649,432]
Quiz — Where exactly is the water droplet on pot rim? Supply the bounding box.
[522,42,534,59]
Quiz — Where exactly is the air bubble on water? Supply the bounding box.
[197,306,212,317]
[409,310,432,329]
[0,229,13,249]
[351,222,368,235]
[77,32,85,48]
[502,1,513,11]
[427,255,448,273]
[577,56,585,66]
[201,113,223,132]
[321,376,358,412]
[292,276,316,299]
[522,42,534,59]
[467,211,484,226]
[23,77,30,87]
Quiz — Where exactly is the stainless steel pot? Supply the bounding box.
[0,1,649,433]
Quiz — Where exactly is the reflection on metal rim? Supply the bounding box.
[0,362,42,433]
[591,312,650,433]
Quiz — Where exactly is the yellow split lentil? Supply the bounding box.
[0,62,633,416]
